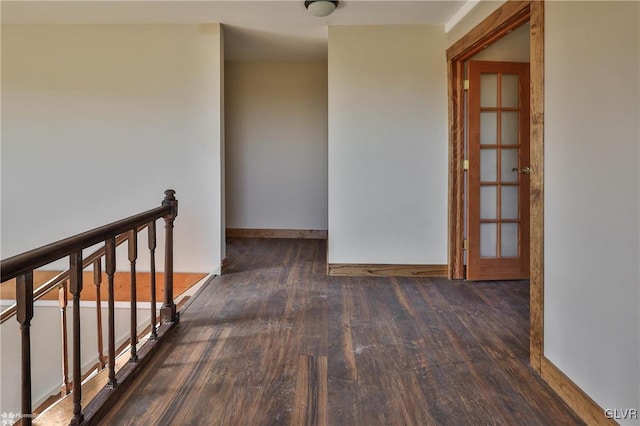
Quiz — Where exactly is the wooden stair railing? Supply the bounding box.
[0,189,179,425]
[1,227,144,324]
[2,227,146,398]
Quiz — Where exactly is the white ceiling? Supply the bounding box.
[1,1,469,60]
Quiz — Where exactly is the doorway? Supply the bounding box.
[446,1,544,370]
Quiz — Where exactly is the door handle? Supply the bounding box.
[512,166,531,175]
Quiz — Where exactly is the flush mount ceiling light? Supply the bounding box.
[305,0,339,17]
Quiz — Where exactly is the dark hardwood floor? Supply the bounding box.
[100,238,582,425]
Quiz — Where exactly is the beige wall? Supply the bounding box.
[1,24,225,274]
[470,22,529,62]
[328,25,448,264]
[447,1,506,47]
[544,2,640,419]
[224,61,328,231]
[219,28,227,260]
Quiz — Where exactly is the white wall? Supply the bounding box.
[225,61,328,231]
[1,24,224,274]
[545,2,640,421]
[327,25,448,264]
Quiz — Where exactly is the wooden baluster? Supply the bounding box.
[16,271,34,426]
[105,237,117,389]
[93,259,106,369]
[58,280,71,395]
[128,230,139,362]
[148,221,158,340]
[69,251,84,425]
[160,190,178,324]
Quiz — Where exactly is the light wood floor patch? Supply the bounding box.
[1,272,207,303]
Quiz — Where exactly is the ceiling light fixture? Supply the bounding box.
[305,0,339,17]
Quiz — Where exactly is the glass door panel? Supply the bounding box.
[501,186,519,220]
[501,223,519,257]
[501,112,519,145]
[480,186,497,219]
[501,74,520,108]
[501,148,519,182]
[480,223,497,257]
[480,112,498,144]
[480,74,498,107]
[480,149,497,182]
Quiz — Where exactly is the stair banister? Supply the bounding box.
[0,190,178,426]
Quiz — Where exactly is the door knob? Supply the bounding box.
[512,166,531,175]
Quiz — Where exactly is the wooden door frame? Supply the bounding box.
[446,0,544,371]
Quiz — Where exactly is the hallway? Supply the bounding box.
[100,238,581,425]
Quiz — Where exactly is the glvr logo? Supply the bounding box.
[604,408,638,420]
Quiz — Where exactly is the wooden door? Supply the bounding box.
[467,61,530,281]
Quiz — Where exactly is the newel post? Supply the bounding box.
[160,189,178,324]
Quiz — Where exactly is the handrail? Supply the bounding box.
[1,206,170,282]
[1,189,179,426]
[0,228,145,324]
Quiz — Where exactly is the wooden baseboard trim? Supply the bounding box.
[327,263,448,277]
[540,356,616,425]
[80,321,178,424]
[226,228,328,240]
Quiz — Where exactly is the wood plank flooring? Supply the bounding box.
[100,238,583,425]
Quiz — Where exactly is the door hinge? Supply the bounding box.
[463,80,470,90]
[463,239,469,250]
[462,160,469,171]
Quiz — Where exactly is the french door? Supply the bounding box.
[467,61,530,281]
